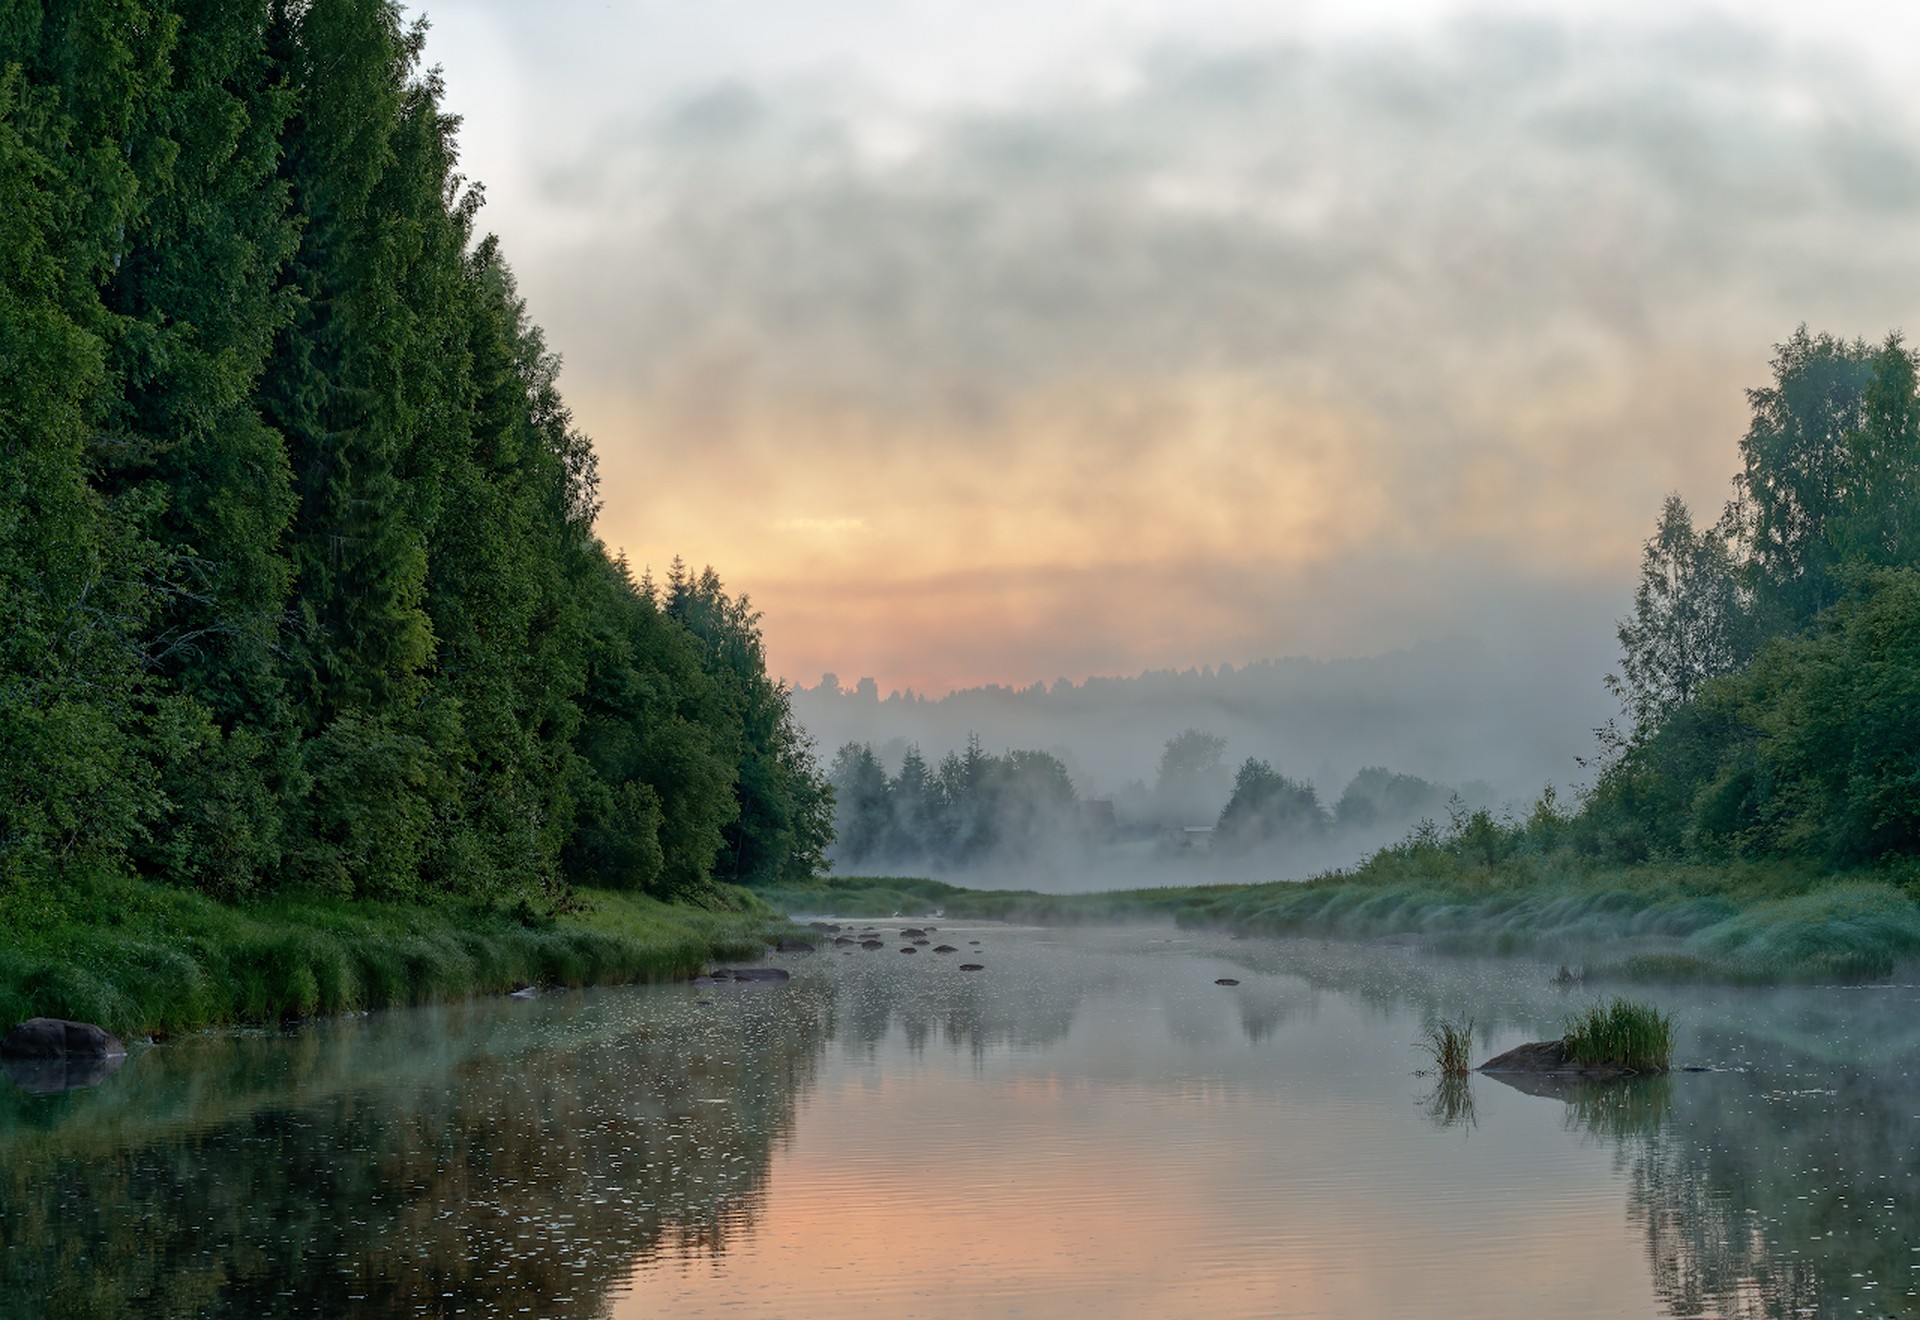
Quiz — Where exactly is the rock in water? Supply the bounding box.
[719,967,791,983]
[1477,1039,1659,1079]
[958,963,985,971]
[2,1018,126,1061]
[861,939,885,950]
[1214,978,1240,986]
[776,939,816,954]
[1,1019,128,1096]
[900,947,917,955]
[933,945,958,953]
[899,928,927,939]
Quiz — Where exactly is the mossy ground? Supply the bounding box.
[0,874,795,1038]
[766,856,1920,983]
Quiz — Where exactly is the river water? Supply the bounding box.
[2,922,1916,1318]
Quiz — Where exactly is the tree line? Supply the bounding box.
[1,1,830,908]
[828,726,1474,871]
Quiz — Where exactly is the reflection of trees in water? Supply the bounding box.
[831,943,1098,1061]
[1518,1066,1912,1319]
[0,981,836,1319]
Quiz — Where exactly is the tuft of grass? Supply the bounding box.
[1562,997,1674,1072]
[1415,1015,1474,1077]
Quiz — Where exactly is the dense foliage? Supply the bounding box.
[826,736,1079,870]
[1587,327,1920,867]
[0,1,829,910]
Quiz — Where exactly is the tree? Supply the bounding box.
[828,742,890,868]
[1153,728,1229,823]
[1734,326,1876,631]
[1215,758,1329,850]
[1608,495,1745,737]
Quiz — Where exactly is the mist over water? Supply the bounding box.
[6,928,1914,1318]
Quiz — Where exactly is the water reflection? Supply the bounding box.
[0,979,835,1318]
[2,930,1916,1318]
[1419,1074,1479,1130]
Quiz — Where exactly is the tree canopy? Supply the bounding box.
[0,1,828,907]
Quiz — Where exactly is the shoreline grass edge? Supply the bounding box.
[0,878,799,1039]
[758,862,1920,984]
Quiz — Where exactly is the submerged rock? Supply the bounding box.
[776,939,816,954]
[861,939,885,950]
[958,963,984,971]
[900,947,917,955]
[2,1018,125,1061]
[933,945,958,954]
[1214,978,1240,986]
[899,928,927,939]
[716,967,791,983]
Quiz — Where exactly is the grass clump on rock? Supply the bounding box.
[1562,997,1674,1073]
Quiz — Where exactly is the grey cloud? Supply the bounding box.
[522,12,1920,425]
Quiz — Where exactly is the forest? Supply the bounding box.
[826,727,1476,874]
[0,0,831,920]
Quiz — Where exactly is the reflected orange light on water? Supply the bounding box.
[614,1064,1654,1318]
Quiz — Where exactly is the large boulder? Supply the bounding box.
[1478,1039,1650,1080]
[2,1019,128,1095]
[2,1018,125,1061]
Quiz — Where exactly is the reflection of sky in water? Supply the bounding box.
[2,928,1916,1317]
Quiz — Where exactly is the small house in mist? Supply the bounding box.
[1171,824,1214,852]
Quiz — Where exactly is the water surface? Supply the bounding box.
[3,924,1915,1317]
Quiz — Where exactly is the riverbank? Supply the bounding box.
[0,876,797,1038]
[761,856,1920,982]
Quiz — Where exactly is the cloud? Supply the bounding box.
[465,12,1920,692]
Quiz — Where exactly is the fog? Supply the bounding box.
[798,636,1600,887]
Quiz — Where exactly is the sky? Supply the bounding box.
[414,0,1920,696]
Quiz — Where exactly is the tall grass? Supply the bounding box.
[1415,1016,1474,1077]
[0,875,797,1037]
[1562,997,1674,1072]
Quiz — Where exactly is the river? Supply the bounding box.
[3,922,1915,1317]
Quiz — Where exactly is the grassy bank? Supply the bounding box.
[765,856,1920,983]
[0,876,797,1038]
